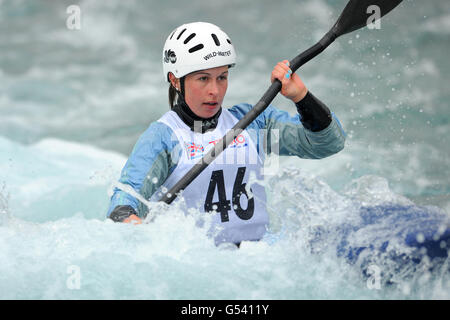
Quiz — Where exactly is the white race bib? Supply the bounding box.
[155,109,268,244]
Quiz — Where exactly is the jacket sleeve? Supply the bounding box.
[106,121,181,220]
[228,98,346,160]
[264,94,346,159]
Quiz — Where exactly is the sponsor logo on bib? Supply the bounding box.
[185,142,205,160]
[209,134,248,149]
[185,134,248,160]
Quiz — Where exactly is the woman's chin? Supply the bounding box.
[200,106,221,118]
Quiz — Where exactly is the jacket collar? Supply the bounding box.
[172,96,221,133]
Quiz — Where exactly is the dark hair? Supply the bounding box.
[168,84,178,109]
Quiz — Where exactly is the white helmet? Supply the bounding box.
[162,22,236,82]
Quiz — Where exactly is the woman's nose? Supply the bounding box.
[208,80,219,96]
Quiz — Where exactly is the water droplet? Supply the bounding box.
[416,233,425,244]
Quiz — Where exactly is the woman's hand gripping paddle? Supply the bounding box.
[159,0,404,205]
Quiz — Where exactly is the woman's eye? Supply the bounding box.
[199,76,208,81]
[219,75,228,81]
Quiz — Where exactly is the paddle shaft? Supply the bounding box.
[159,31,337,204]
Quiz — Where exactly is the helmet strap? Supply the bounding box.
[173,89,221,133]
[180,76,186,98]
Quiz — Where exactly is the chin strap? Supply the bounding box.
[172,95,222,133]
[180,76,186,98]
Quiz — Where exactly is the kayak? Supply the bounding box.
[312,203,450,284]
[334,204,449,263]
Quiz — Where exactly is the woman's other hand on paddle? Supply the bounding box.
[123,214,142,225]
[271,60,308,103]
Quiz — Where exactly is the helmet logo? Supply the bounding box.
[203,50,232,61]
[164,49,177,64]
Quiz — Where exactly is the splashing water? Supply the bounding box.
[0,0,449,299]
[0,137,448,299]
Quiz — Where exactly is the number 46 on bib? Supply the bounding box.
[204,167,254,222]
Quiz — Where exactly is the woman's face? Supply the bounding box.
[183,65,229,119]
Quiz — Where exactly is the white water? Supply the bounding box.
[0,137,448,299]
[1,0,449,299]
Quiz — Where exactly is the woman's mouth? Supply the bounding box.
[203,102,219,109]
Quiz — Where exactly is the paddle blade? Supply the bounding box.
[332,0,403,37]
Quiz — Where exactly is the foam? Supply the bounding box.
[0,136,126,222]
[0,136,449,299]
[422,14,450,35]
[1,0,449,299]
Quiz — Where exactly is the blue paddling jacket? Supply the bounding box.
[107,92,346,231]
